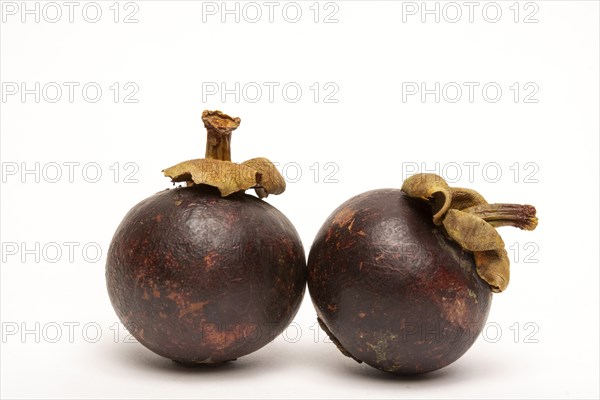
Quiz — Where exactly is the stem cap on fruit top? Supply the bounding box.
[163,110,286,198]
[401,173,538,293]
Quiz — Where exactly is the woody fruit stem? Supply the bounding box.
[205,128,232,162]
[464,203,538,231]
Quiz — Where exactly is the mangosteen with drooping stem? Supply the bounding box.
[308,173,538,374]
[106,110,307,365]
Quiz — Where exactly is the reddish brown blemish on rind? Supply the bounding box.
[203,251,218,271]
[201,323,258,351]
[178,301,210,318]
[331,207,356,230]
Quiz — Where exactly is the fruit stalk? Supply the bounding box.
[203,110,241,161]
[463,203,538,230]
[163,110,285,198]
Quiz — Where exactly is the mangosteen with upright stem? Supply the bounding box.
[308,173,538,374]
[106,110,307,365]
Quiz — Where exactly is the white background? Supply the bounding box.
[1,1,599,398]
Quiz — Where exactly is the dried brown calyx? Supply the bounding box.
[163,110,285,198]
[401,173,538,293]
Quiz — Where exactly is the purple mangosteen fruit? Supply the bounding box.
[106,110,307,365]
[308,174,538,374]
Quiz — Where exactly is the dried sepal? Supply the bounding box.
[163,158,286,198]
[401,173,537,293]
[474,249,510,293]
[242,157,286,197]
[450,188,487,210]
[254,187,268,199]
[401,173,452,225]
[443,209,505,252]
[163,159,258,197]
[163,110,287,198]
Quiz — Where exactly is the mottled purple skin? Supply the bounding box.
[308,189,492,374]
[107,185,306,364]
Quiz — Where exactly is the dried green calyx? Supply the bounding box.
[401,173,538,293]
[163,110,285,198]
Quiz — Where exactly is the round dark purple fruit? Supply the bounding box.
[106,110,306,365]
[308,174,537,374]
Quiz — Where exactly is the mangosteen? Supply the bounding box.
[106,110,307,365]
[308,173,538,374]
